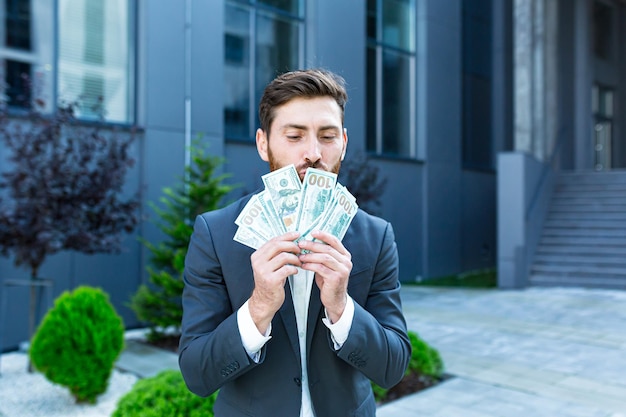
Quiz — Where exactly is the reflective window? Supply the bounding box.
[259,0,302,15]
[1,0,34,109]
[382,50,412,156]
[593,1,613,61]
[462,0,493,170]
[5,59,30,108]
[4,0,30,50]
[57,0,135,123]
[366,0,415,157]
[224,0,303,141]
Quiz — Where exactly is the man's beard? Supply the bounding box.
[267,147,342,181]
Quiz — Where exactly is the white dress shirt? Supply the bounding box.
[237,268,355,417]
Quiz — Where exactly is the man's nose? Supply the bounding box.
[304,138,322,164]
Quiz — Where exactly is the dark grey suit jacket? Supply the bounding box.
[179,192,410,417]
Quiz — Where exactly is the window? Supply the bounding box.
[224,0,303,141]
[0,0,51,110]
[592,84,614,171]
[1,0,135,122]
[592,1,613,61]
[57,0,135,123]
[366,0,416,158]
[462,0,493,170]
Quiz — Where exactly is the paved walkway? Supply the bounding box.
[115,286,626,417]
[377,286,626,417]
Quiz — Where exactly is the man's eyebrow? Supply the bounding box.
[280,124,341,132]
[281,123,307,130]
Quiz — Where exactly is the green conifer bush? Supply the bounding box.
[130,142,237,341]
[29,286,125,403]
[113,370,217,417]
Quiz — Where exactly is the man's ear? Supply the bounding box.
[256,128,269,162]
[341,127,348,161]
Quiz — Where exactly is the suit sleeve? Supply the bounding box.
[335,221,411,388]
[178,214,262,397]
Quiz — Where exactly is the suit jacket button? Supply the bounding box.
[294,377,301,387]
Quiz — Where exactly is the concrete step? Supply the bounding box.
[553,191,626,200]
[551,196,626,205]
[533,254,626,267]
[555,183,626,192]
[529,274,626,289]
[539,235,626,246]
[531,263,626,278]
[544,219,626,228]
[541,228,626,238]
[549,205,626,215]
[529,170,626,290]
[545,211,626,221]
[550,200,626,208]
[535,245,626,256]
[557,170,626,185]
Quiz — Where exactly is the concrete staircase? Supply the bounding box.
[529,170,626,289]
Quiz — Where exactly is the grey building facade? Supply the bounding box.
[1,0,625,350]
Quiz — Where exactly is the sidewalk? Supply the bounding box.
[114,286,626,417]
[377,286,626,417]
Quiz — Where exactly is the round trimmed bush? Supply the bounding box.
[113,370,217,417]
[29,285,125,403]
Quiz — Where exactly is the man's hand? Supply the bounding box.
[249,231,302,334]
[298,231,352,323]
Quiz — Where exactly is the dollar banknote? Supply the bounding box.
[299,183,358,244]
[261,164,302,232]
[316,184,358,241]
[257,190,286,236]
[295,168,337,235]
[235,193,275,242]
[234,167,358,250]
[233,226,266,250]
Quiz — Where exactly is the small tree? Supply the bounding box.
[0,99,140,346]
[338,151,387,215]
[30,286,125,404]
[130,142,237,341]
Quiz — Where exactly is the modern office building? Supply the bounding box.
[1,0,625,350]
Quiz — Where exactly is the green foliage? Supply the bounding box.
[29,286,125,404]
[371,330,444,402]
[371,382,389,403]
[406,331,443,378]
[113,370,217,417]
[415,268,497,288]
[130,142,237,340]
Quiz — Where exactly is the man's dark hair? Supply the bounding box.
[258,69,348,135]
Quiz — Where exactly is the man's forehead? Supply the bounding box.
[272,98,342,130]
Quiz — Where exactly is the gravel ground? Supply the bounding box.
[0,352,137,417]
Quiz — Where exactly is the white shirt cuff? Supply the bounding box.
[322,295,354,350]
[237,300,272,362]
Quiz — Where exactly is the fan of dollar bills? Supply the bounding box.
[233,164,359,250]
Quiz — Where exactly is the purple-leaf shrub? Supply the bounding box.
[0,101,140,278]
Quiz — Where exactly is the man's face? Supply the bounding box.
[256,97,348,182]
